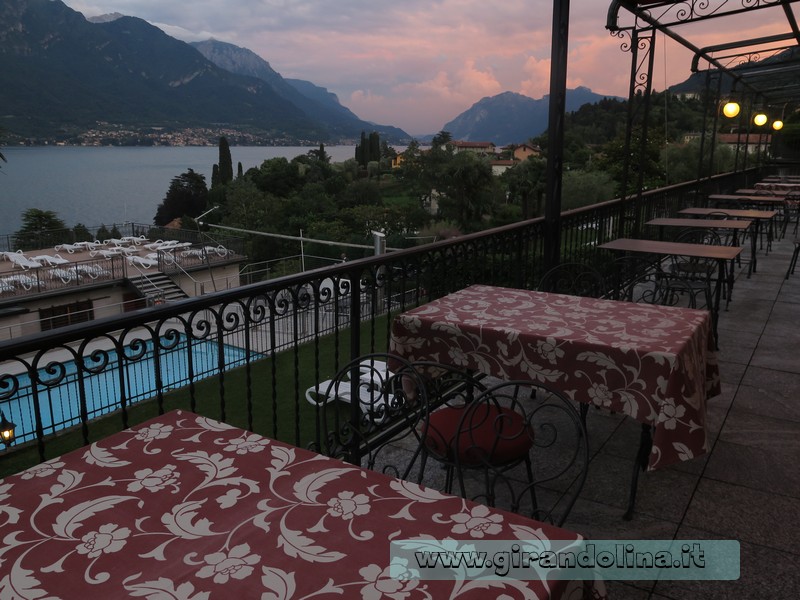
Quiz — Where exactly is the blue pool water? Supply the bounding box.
[1,337,257,445]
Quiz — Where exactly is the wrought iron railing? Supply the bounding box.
[0,169,763,470]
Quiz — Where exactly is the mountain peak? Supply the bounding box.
[442,88,621,145]
[87,12,126,23]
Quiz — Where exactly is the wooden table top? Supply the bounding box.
[679,207,777,220]
[708,194,785,204]
[646,218,752,230]
[599,238,743,260]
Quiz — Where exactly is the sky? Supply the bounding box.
[63,1,790,136]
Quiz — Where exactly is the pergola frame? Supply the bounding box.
[601,0,800,237]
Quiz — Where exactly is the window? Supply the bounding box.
[40,300,94,331]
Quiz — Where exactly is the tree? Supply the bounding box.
[308,143,329,163]
[154,169,209,226]
[250,157,303,197]
[437,152,495,231]
[73,223,91,242]
[217,136,233,187]
[96,224,111,241]
[13,208,68,249]
[503,157,547,219]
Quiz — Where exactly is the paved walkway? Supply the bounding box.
[567,232,800,598]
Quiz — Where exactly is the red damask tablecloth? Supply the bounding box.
[390,285,721,470]
[0,409,605,599]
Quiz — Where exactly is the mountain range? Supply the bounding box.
[442,88,622,145]
[1,0,626,146]
[0,0,407,142]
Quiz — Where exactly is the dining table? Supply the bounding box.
[390,284,721,518]
[644,217,753,294]
[598,238,741,346]
[0,409,606,599]
[678,207,778,266]
[707,194,786,210]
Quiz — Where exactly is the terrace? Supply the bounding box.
[3,1,800,597]
[1,169,798,597]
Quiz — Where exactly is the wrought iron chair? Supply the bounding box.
[537,262,606,298]
[420,379,588,526]
[605,255,677,306]
[309,353,431,479]
[666,228,722,312]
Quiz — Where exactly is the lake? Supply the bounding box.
[0,145,358,234]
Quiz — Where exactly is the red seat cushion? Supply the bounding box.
[424,404,534,466]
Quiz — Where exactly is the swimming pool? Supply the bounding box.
[1,337,257,445]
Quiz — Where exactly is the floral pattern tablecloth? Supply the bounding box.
[0,410,605,599]
[390,285,721,470]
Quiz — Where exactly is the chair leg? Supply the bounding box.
[524,455,539,519]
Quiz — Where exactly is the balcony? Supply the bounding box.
[1,169,798,597]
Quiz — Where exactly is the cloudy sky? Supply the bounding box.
[64,1,788,136]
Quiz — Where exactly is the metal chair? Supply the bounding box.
[605,255,676,305]
[420,379,588,526]
[666,228,721,311]
[309,353,431,479]
[537,262,606,298]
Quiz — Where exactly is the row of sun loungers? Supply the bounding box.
[2,239,235,296]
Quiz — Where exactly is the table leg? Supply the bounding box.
[623,423,653,521]
[748,222,758,277]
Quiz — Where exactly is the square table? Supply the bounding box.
[645,217,753,278]
[0,409,605,599]
[643,217,752,299]
[598,238,742,347]
[390,284,720,472]
[678,207,778,264]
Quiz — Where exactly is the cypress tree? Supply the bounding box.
[369,132,381,162]
[219,136,233,185]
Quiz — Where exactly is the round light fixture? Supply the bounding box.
[754,113,768,126]
[722,101,740,118]
[772,120,784,131]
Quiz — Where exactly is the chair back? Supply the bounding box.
[606,256,678,306]
[537,262,606,298]
[310,353,429,479]
[429,379,588,526]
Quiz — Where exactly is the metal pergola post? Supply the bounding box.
[544,0,570,273]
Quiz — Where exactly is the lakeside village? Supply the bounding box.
[7,125,350,148]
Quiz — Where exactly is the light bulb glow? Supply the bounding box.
[772,120,784,131]
[722,102,740,118]
[754,113,768,126]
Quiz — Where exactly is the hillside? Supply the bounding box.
[0,0,406,142]
[443,88,622,145]
[191,39,408,141]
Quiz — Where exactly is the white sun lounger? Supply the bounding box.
[120,235,146,245]
[6,252,42,269]
[30,254,70,266]
[305,360,393,423]
[90,248,124,259]
[73,241,102,251]
[128,255,158,269]
[305,378,392,424]
[0,278,17,293]
[54,243,82,253]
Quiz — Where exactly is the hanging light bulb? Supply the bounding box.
[754,113,768,126]
[772,120,784,131]
[722,101,740,118]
